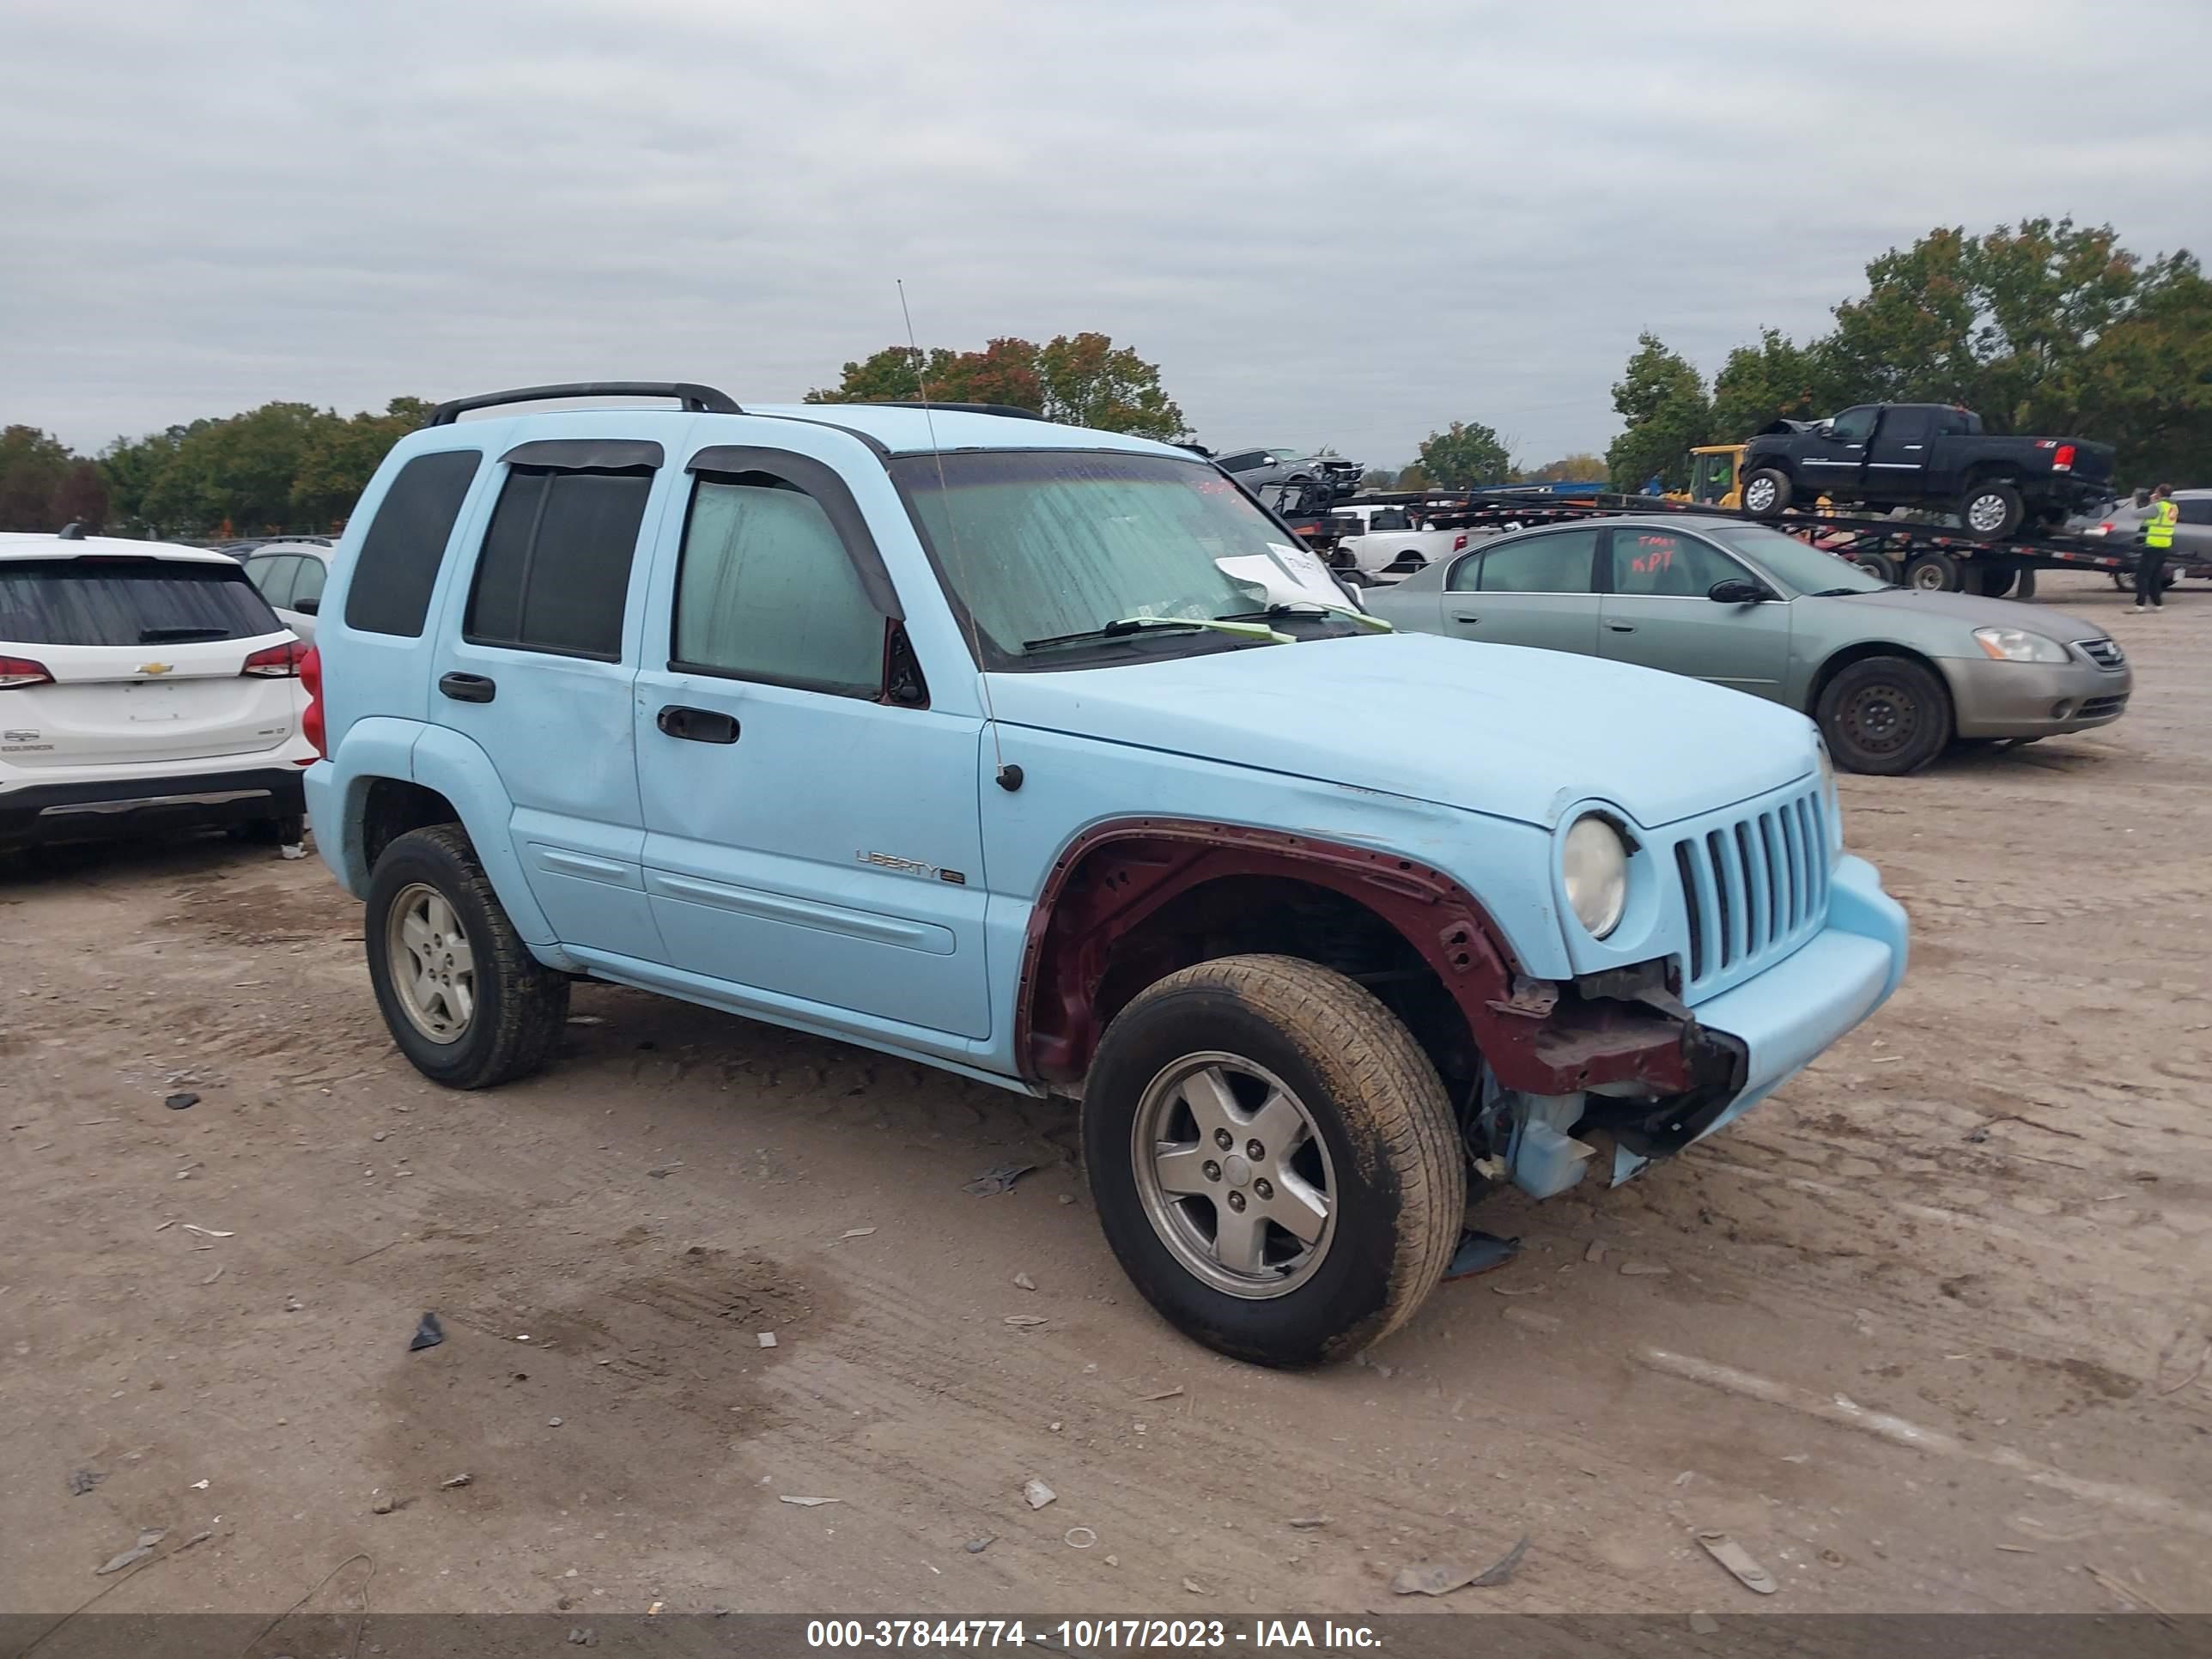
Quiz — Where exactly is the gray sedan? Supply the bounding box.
[1364,514,2132,775]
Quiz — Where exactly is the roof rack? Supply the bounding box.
[845,400,1048,422]
[422,382,743,428]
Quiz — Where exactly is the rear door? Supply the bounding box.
[1597,526,1790,696]
[0,554,299,771]
[1440,526,1601,656]
[429,436,673,960]
[630,441,992,1040]
[1864,406,1932,495]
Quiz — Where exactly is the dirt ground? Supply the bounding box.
[3,572,2208,1622]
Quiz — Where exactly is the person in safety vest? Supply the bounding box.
[2136,483,2179,611]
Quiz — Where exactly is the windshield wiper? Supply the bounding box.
[1214,601,1394,635]
[1021,615,1291,653]
[139,625,231,642]
[1806,588,1864,599]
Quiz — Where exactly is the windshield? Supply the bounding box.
[893,450,1358,668]
[1705,525,1889,594]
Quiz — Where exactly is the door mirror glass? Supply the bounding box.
[292,595,319,617]
[1708,579,1769,605]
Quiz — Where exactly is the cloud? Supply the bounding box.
[3,0,2207,468]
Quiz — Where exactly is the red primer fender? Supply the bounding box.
[1015,818,1704,1097]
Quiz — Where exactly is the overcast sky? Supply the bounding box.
[4,0,2208,470]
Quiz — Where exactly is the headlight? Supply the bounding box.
[1973,626,2069,663]
[1562,815,1628,939]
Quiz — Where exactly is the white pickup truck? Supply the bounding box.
[1327,504,1482,578]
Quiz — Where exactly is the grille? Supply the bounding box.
[2075,638,2125,669]
[1673,785,1828,994]
[2081,694,2130,719]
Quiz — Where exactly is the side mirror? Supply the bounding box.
[1708,579,1771,605]
[293,596,319,617]
[1814,420,1834,438]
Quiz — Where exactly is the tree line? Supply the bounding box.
[1605,216,2212,494]
[4,222,2199,539]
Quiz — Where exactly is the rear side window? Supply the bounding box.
[1460,528,1599,593]
[674,474,884,697]
[0,558,277,647]
[465,468,653,659]
[292,556,327,610]
[344,449,483,637]
[2178,500,2212,526]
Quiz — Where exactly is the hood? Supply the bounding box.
[1822,586,2107,641]
[985,632,1818,831]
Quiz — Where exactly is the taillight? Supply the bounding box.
[241,639,307,678]
[0,654,53,690]
[1453,534,1468,551]
[299,644,326,761]
[2052,444,2075,472]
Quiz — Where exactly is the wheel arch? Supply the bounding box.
[392,724,562,950]
[1807,639,1959,721]
[1016,819,1717,1103]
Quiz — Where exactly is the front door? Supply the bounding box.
[430,439,671,960]
[1441,526,1602,657]
[631,447,992,1041]
[1597,526,1791,697]
[1797,405,1878,496]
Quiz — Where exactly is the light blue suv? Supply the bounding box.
[303,382,1908,1366]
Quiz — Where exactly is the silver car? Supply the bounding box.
[242,542,331,642]
[1365,514,2132,775]
[1215,446,1362,499]
[2073,489,2212,590]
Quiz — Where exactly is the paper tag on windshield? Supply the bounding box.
[1267,541,1345,602]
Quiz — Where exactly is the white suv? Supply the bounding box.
[1,532,313,851]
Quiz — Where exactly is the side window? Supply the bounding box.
[1468,528,1599,593]
[1608,529,1741,598]
[2177,500,2212,526]
[465,467,653,659]
[672,473,885,698]
[1879,407,1931,445]
[1830,406,1877,444]
[1218,452,1263,473]
[248,555,299,609]
[1934,410,1972,438]
[1368,507,1410,532]
[291,556,328,611]
[344,449,483,637]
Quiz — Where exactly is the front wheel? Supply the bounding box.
[1816,655,1953,775]
[365,824,570,1088]
[1083,954,1464,1367]
[1741,467,1792,518]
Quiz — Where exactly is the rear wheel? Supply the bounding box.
[1082,954,1464,1367]
[365,824,569,1088]
[1741,468,1792,518]
[1816,655,1953,775]
[1849,554,1897,584]
[1960,480,2025,540]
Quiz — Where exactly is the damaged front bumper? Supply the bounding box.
[1491,854,1907,1198]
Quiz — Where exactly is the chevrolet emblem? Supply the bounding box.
[138,662,173,676]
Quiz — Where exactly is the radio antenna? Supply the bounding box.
[899,279,1019,791]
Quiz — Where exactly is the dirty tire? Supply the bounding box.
[1741,467,1792,517]
[1817,654,1953,776]
[364,823,569,1089]
[1904,550,1965,592]
[1082,954,1464,1367]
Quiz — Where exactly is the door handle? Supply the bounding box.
[438,672,496,703]
[1450,612,1481,624]
[656,704,740,744]
[1607,622,1637,634]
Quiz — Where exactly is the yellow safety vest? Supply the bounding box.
[2144,499,2179,549]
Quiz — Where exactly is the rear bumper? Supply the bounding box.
[1943,655,2132,738]
[0,766,305,849]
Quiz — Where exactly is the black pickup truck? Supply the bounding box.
[1739,403,2115,539]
